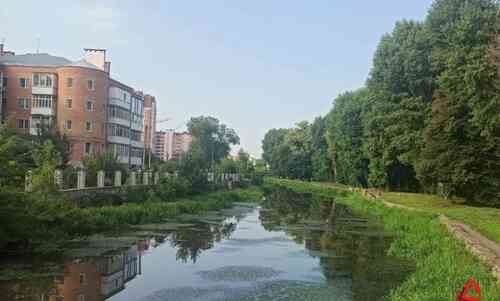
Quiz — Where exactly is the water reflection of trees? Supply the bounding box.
[261,187,414,301]
[169,222,237,263]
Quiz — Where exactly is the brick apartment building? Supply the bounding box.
[154,129,192,161]
[0,44,157,167]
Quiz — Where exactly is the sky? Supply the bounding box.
[1,0,433,157]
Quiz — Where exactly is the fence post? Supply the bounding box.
[97,170,105,188]
[25,170,33,192]
[154,172,159,184]
[54,169,63,189]
[143,172,149,185]
[114,171,122,187]
[77,170,86,189]
[130,172,137,186]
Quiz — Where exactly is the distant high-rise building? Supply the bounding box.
[154,130,192,161]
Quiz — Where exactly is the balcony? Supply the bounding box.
[107,135,130,145]
[30,116,53,135]
[109,97,131,110]
[32,74,57,95]
[130,156,143,166]
[31,106,55,116]
[131,140,144,149]
[117,155,129,164]
[32,86,56,95]
[108,116,130,127]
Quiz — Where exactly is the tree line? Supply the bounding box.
[262,0,500,206]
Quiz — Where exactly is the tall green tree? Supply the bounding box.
[262,128,290,177]
[187,116,240,167]
[0,124,35,187]
[364,20,434,191]
[418,0,500,204]
[310,117,333,181]
[326,90,369,187]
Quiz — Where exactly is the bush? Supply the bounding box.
[154,176,192,201]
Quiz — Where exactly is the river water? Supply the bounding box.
[0,188,413,301]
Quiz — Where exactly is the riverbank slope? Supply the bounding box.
[265,178,500,301]
[0,187,263,254]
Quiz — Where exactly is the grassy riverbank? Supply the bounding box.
[382,192,500,244]
[265,178,500,301]
[0,187,263,254]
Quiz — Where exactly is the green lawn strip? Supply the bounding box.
[383,192,500,244]
[265,178,500,301]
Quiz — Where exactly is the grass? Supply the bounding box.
[72,187,264,234]
[265,178,500,301]
[0,186,264,254]
[382,192,500,244]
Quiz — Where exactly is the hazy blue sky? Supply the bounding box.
[1,0,433,157]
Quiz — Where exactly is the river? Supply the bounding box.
[0,187,414,300]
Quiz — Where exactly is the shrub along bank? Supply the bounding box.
[265,178,500,301]
[0,187,263,254]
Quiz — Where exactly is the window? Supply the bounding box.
[85,121,93,132]
[64,120,72,130]
[18,98,29,109]
[86,99,93,112]
[32,95,53,108]
[111,143,129,156]
[85,143,92,155]
[79,273,86,285]
[32,74,53,88]
[131,147,143,158]
[67,77,74,88]
[19,77,29,88]
[87,79,95,91]
[108,105,130,120]
[65,98,72,109]
[131,130,141,142]
[108,124,130,138]
[16,119,29,129]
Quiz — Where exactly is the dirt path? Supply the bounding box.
[372,195,500,280]
[438,215,500,280]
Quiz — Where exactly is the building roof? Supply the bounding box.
[0,53,101,70]
[64,59,100,70]
[0,53,72,67]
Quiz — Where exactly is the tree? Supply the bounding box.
[236,148,254,178]
[31,141,61,198]
[262,128,289,176]
[417,0,500,204]
[262,122,313,180]
[83,151,127,187]
[187,116,240,167]
[32,125,71,167]
[326,90,369,187]
[310,117,333,181]
[0,123,36,188]
[364,20,434,191]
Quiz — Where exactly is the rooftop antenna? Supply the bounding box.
[36,36,40,54]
